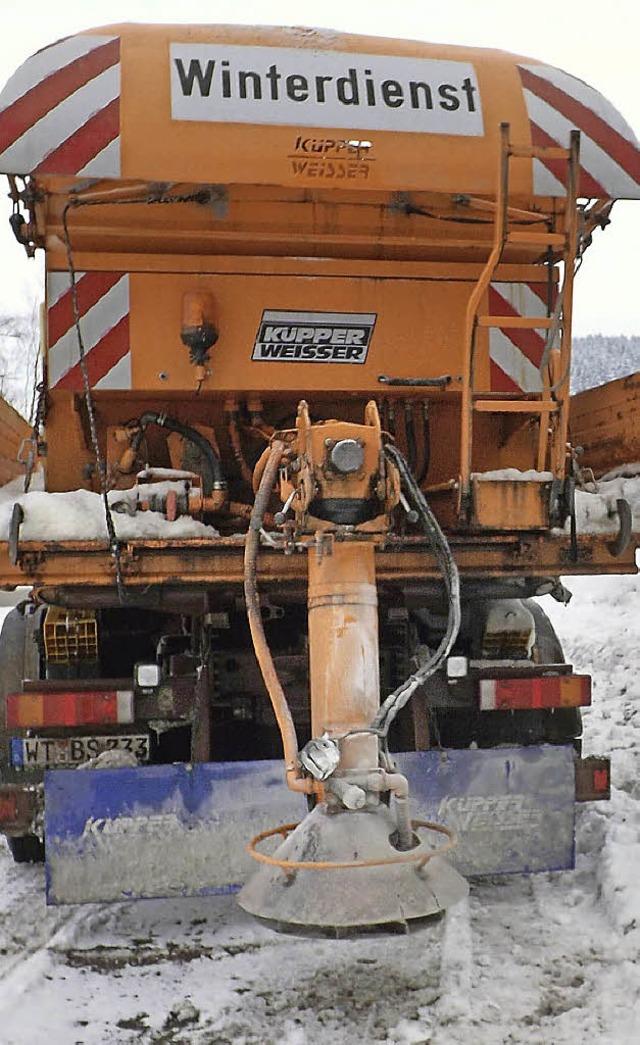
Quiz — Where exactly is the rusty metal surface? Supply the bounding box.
[0,398,31,486]
[470,477,552,530]
[0,531,635,598]
[570,371,640,477]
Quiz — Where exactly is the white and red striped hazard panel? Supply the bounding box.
[488,282,556,394]
[518,64,640,199]
[47,271,131,391]
[0,35,120,177]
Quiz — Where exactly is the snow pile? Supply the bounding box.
[573,474,640,535]
[0,476,219,541]
[474,466,640,535]
[473,469,554,482]
[544,570,640,948]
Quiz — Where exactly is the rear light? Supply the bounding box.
[6,690,134,728]
[479,675,591,711]
[0,793,18,824]
[134,663,161,691]
[0,785,40,831]
[575,756,611,801]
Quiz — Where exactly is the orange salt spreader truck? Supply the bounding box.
[0,23,638,931]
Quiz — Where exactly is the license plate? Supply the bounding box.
[11,735,150,768]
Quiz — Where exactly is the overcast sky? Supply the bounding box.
[0,0,638,335]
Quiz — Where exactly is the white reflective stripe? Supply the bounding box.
[531,160,566,198]
[491,280,558,350]
[479,680,497,710]
[116,690,134,724]
[521,64,639,144]
[48,275,129,387]
[94,351,131,390]
[489,329,543,393]
[77,135,121,177]
[47,270,84,308]
[0,64,119,172]
[491,281,548,319]
[0,35,117,113]
[524,89,639,199]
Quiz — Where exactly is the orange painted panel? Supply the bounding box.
[127,271,486,394]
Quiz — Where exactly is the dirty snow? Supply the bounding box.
[1,470,639,542]
[473,469,554,481]
[0,475,219,541]
[473,468,640,535]
[0,565,638,1044]
[572,474,640,535]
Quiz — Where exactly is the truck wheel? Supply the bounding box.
[429,600,581,749]
[525,599,582,744]
[1,608,46,862]
[7,835,45,863]
[0,608,28,787]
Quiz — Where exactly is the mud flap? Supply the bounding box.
[396,745,576,877]
[44,745,576,905]
[45,761,306,905]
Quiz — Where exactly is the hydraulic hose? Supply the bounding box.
[226,411,255,486]
[133,412,226,491]
[244,440,313,795]
[404,402,417,475]
[373,442,461,737]
[418,402,431,485]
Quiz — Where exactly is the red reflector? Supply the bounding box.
[575,756,611,801]
[0,795,18,823]
[6,690,133,728]
[479,675,591,711]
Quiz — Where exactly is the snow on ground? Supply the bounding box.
[0,569,638,1044]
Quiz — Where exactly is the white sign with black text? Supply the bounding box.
[170,44,483,135]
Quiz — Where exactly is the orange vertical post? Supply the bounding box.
[307,541,379,771]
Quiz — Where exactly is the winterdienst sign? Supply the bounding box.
[170,45,484,135]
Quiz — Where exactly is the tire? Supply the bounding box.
[525,599,582,745]
[0,608,28,786]
[430,600,582,749]
[7,834,45,864]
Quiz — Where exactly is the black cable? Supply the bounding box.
[62,204,128,604]
[373,443,461,736]
[404,402,417,475]
[418,403,431,485]
[133,412,226,492]
[398,200,549,228]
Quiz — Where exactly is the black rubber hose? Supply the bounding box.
[373,442,461,736]
[418,403,431,485]
[405,402,417,475]
[133,412,226,489]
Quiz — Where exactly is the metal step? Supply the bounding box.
[477,315,553,329]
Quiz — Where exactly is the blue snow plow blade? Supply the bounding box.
[44,745,576,905]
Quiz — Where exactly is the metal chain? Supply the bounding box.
[23,375,46,493]
[61,203,128,602]
[56,189,213,599]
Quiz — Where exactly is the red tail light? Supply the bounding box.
[575,756,611,801]
[479,675,591,711]
[0,793,18,823]
[6,690,134,729]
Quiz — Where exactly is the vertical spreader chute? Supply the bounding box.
[238,402,468,932]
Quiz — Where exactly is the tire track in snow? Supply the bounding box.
[0,840,118,1021]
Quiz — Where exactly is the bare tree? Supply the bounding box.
[0,304,40,420]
